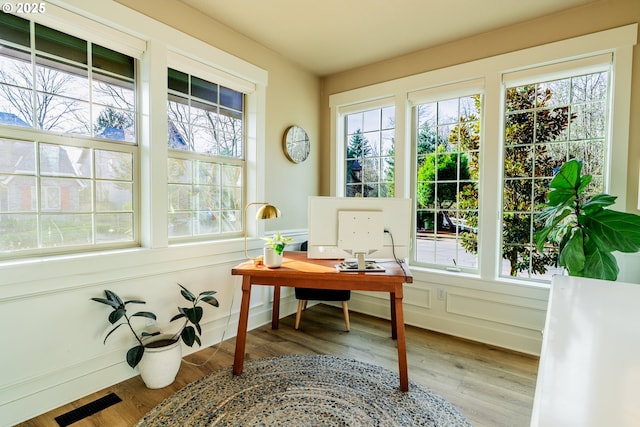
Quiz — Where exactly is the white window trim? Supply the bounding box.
[0,0,268,261]
[329,24,637,287]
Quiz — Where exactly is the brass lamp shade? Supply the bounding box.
[244,202,281,264]
[255,204,281,220]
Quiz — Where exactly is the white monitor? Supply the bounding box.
[307,196,412,262]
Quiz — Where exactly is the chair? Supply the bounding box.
[295,241,351,331]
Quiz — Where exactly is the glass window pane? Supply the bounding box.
[438,98,458,125]
[93,106,135,142]
[35,24,87,64]
[96,181,132,211]
[168,68,189,94]
[41,177,92,211]
[0,13,30,47]
[0,85,33,127]
[362,109,380,132]
[191,76,218,103]
[96,213,133,243]
[40,144,90,178]
[168,212,192,238]
[96,150,132,181]
[35,56,88,100]
[0,46,32,88]
[168,158,192,184]
[0,175,36,211]
[0,214,38,250]
[220,86,242,110]
[222,165,242,187]
[92,73,135,110]
[168,184,192,211]
[40,213,92,247]
[0,139,35,174]
[92,44,134,79]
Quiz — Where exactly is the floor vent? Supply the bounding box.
[54,392,122,426]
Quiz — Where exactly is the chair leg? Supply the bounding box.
[342,301,350,332]
[295,300,305,329]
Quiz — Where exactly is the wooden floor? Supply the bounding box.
[18,304,539,427]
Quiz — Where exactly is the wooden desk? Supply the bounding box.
[231,251,413,391]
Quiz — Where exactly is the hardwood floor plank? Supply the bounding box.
[17,304,538,427]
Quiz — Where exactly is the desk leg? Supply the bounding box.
[272,285,281,329]
[233,276,252,376]
[391,290,409,392]
[390,293,398,340]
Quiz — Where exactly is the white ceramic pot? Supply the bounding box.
[138,335,182,389]
[263,247,283,268]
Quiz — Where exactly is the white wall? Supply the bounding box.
[0,0,316,425]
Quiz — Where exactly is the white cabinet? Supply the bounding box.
[531,275,640,426]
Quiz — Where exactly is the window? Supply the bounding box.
[500,69,609,280]
[167,68,245,239]
[345,106,395,197]
[414,95,481,269]
[0,14,137,257]
[331,25,633,285]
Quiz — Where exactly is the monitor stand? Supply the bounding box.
[336,252,385,272]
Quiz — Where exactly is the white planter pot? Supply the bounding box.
[263,247,283,268]
[138,335,182,389]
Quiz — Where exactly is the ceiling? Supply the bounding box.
[178,0,596,76]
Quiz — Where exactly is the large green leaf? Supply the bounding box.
[108,308,125,324]
[584,210,640,252]
[581,193,616,215]
[184,306,203,324]
[581,237,619,281]
[535,206,571,251]
[547,159,581,206]
[558,228,586,274]
[181,326,196,347]
[126,345,145,368]
[131,311,156,321]
[179,283,196,302]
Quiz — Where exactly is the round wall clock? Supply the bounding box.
[283,125,310,163]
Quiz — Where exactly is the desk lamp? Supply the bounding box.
[244,202,281,265]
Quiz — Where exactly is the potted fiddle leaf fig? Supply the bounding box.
[535,159,640,281]
[91,283,219,388]
[262,231,293,268]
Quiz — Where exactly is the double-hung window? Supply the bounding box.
[413,93,481,270]
[167,68,245,239]
[500,58,611,280]
[344,106,395,197]
[0,13,137,258]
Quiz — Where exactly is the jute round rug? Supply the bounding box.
[136,354,472,426]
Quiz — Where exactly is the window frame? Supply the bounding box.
[343,104,396,198]
[0,13,141,259]
[166,65,247,242]
[329,24,636,287]
[0,2,268,262]
[499,59,613,281]
[410,90,483,272]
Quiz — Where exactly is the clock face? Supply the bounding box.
[283,125,310,163]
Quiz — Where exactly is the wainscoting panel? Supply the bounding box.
[446,292,546,331]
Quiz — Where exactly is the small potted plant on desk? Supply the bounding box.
[91,284,219,389]
[262,231,293,268]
